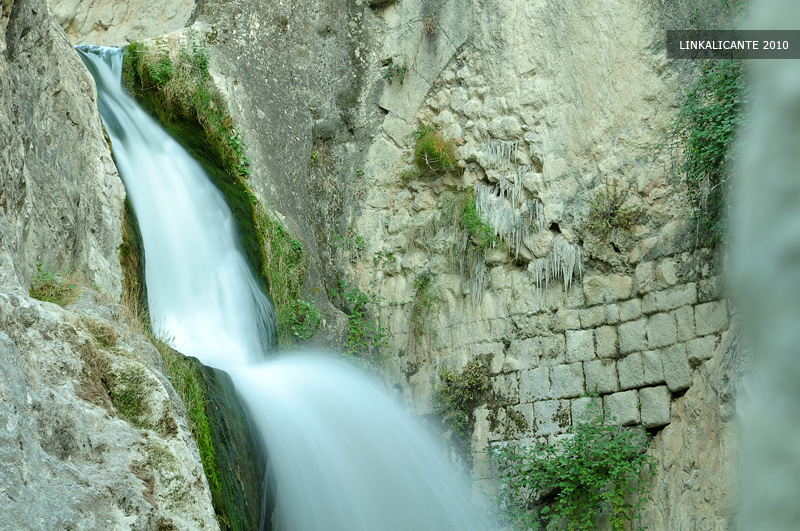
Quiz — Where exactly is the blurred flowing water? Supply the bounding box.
[78,45,489,531]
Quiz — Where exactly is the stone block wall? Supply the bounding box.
[469,257,728,450]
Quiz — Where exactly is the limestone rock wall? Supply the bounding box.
[0,0,218,527]
[185,0,742,527]
[51,0,195,45]
[45,0,745,527]
[1,0,125,298]
[0,289,219,530]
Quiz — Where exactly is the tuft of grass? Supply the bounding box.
[442,188,496,250]
[108,365,150,427]
[412,123,458,173]
[586,180,643,242]
[123,36,251,182]
[29,263,81,307]
[409,272,438,341]
[255,209,308,345]
[331,279,389,359]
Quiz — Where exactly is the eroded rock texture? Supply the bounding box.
[51,0,195,45]
[46,0,747,528]
[0,0,218,528]
[1,0,124,298]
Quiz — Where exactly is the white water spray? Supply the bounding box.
[78,46,490,530]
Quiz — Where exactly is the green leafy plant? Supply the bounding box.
[443,188,496,251]
[435,360,491,439]
[372,250,397,268]
[664,59,748,246]
[412,123,458,173]
[409,272,438,341]
[330,225,366,262]
[382,57,409,85]
[29,263,81,306]
[282,299,323,340]
[491,396,656,531]
[331,280,389,358]
[587,181,643,242]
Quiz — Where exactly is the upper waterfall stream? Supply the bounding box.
[78,45,490,530]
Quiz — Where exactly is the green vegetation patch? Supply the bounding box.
[442,188,497,251]
[435,360,491,439]
[586,180,643,242]
[153,337,223,507]
[409,272,438,341]
[29,263,81,307]
[491,397,656,531]
[412,123,458,173]
[665,59,748,246]
[331,279,389,359]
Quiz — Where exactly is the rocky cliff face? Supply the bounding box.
[0,0,218,528]
[182,0,743,527]
[51,0,195,45]
[44,0,747,528]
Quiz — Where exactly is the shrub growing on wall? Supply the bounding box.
[666,59,748,246]
[491,397,655,531]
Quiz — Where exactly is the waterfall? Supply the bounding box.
[78,46,490,531]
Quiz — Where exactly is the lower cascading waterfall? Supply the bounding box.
[78,45,490,531]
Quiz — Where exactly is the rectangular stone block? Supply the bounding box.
[490,373,520,406]
[552,308,581,331]
[584,360,619,394]
[619,298,642,322]
[648,312,677,348]
[534,400,571,436]
[618,319,647,354]
[662,343,691,392]
[655,283,697,312]
[540,334,567,366]
[571,396,600,425]
[471,342,506,374]
[583,274,634,305]
[606,303,620,324]
[618,352,645,390]
[686,334,718,362]
[520,367,550,402]
[566,329,595,362]
[550,363,585,399]
[675,305,696,342]
[639,385,671,428]
[603,390,640,426]
[503,338,539,371]
[698,275,725,303]
[595,325,619,359]
[642,350,665,385]
[579,306,606,328]
[695,301,728,336]
[655,259,679,288]
[642,292,657,315]
[635,262,655,294]
[506,403,534,437]
[488,405,534,441]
